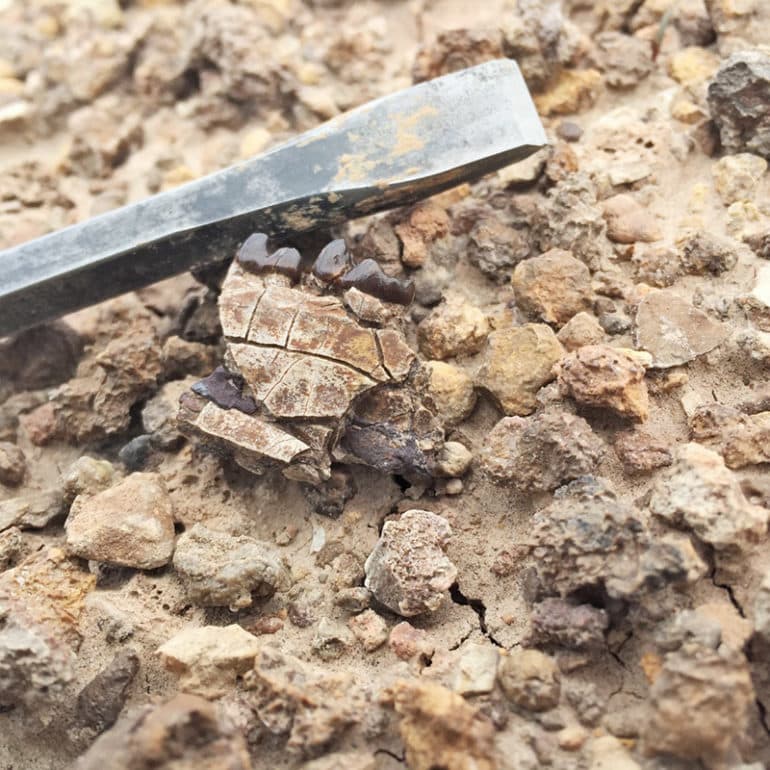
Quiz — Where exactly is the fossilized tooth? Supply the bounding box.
[312,239,353,282]
[237,233,302,280]
[191,366,257,414]
[338,259,415,305]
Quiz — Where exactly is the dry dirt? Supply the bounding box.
[1,1,770,769]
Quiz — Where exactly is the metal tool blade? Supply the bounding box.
[0,58,547,336]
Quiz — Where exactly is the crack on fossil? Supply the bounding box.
[449,582,503,648]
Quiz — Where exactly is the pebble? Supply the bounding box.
[62,456,116,503]
[65,472,175,569]
[347,609,388,652]
[117,434,153,471]
[452,642,499,695]
[160,335,218,379]
[557,725,588,751]
[394,201,450,269]
[157,624,261,698]
[742,263,770,331]
[614,428,673,473]
[0,441,26,486]
[595,31,653,89]
[712,153,767,205]
[635,289,729,367]
[312,617,354,661]
[389,621,435,661]
[141,378,196,449]
[535,69,602,116]
[435,440,473,477]
[678,230,738,275]
[0,487,64,532]
[467,217,531,283]
[512,248,592,327]
[527,598,609,652]
[423,360,476,426]
[417,294,489,360]
[0,527,24,571]
[708,50,770,158]
[556,311,605,350]
[668,46,720,86]
[75,649,139,734]
[557,120,583,142]
[173,523,290,610]
[649,442,767,550]
[476,324,564,416]
[589,735,642,770]
[557,344,649,420]
[602,194,662,244]
[364,509,457,617]
[481,409,603,491]
[498,648,561,711]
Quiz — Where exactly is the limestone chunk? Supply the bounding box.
[417,295,489,360]
[424,360,476,426]
[364,510,457,617]
[173,524,290,610]
[476,324,564,416]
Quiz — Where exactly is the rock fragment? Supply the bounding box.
[527,598,609,651]
[364,509,456,617]
[476,324,563,416]
[649,443,767,550]
[712,152,767,204]
[512,249,592,327]
[0,441,25,486]
[678,230,739,275]
[312,617,354,661]
[467,217,530,282]
[642,642,753,763]
[498,648,561,711]
[394,201,449,268]
[594,32,653,89]
[532,476,705,600]
[72,693,251,770]
[613,429,673,473]
[481,410,603,491]
[602,194,661,244]
[244,646,367,756]
[76,649,140,735]
[173,524,289,611]
[741,263,770,331]
[158,624,261,698]
[386,679,497,770]
[0,527,24,571]
[347,609,388,652]
[417,295,489,359]
[412,28,503,82]
[0,487,63,532]
[65,472,175,569]
[389,621,435,661]
[707,50,770,158]
[452,642,499,695]
[435,441,473,477]
[635,289,728,367]
[690,403,770,468]
[62,456,116,503]
[556,312,605,351]
[423,360,476,426]
[557,344,649,420]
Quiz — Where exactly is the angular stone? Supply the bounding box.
[389,621,435,661]
[742,263,770,332]
[614,429,672,473]
[65,472,175,569]
[364,510,457,617]
[712,152,767,204]
[635,289,728,367]
[347,609,388,652]
[0,487,63,532]
[556,312,605,351]
[481,410,603,491]
[467,217,530,282]
[649,443,767,550]
[708,50,770,159]
[76,649,139,735]
[424,360,476,426]
[394,201,449,268]
[173,524,290,611]
[527,598,609,651]
[678,230,739,275]
[158,624,261,698]
[453,642,499,695]
[512,249,592,327]
[498,648,560,711]
[535,69,602,117]
[0,442,25,486]
[417,295,489,360]
[476,324,563,416]
[602,194,661,244]
[557,344,649,420]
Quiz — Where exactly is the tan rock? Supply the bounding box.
[667,46,720,85]
[557,345,649,421]
[741,263,770,332]
[476,324,563,416]
[424,361,476,426]
[158,624,261,698]
[389,622,435,661]
[417,295,489,360]
[394,201,450,268]
[614,429,672,473]
[589,736,641,770]
[635,289,728,367]
[512,249,592,327]
[387,680,497,770]
[452,643,499,695]
[712,153,767,205]
[498,648,561,711]
[435,441,473,477]
[558,725,588,751]
[0,442,26,486]
[65,472,175,569]
[535,69,602,116]
[602,194,662,244]
[557,312,605,351]
[347,609,388,652]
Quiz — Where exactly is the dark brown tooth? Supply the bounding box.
[236,233,301,280]
[269,246,302,279]
[191,366,257,414]
[312,239,353,282]
[338,259,415,305]
[237,233,270,270]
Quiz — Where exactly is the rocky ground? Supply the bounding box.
[1,0,770,768]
